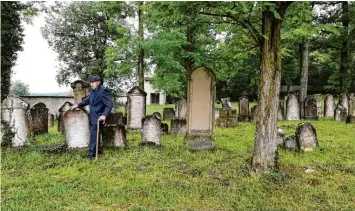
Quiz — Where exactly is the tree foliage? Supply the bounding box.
[10,80,30,96]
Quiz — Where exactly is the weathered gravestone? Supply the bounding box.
[313,94,323,118]
[107,112,124,125]
[324,94,335,117]
[295,122,319,152]
[175,99,187,119]
[161,123,169,135]
[278,102,285,121]
[171,119,187,135]
[48,113,54,127]
[221,97,232,109]
[185,66,216,151]
[141,115,161,145]
[58,101,73,134]
[152,112,162,120]
[250,105,259,121]
[163,108,175,120]
[286,94,300,120]
[284,135,297,150]
[1,95,30,146]
[348,97,355,123]
[334,105,347,121]
[339,93,349,115]
[126,86,147,130]
[29,102,49,135]
[216,109,237,127]
[277,128,285,145]
[63,109,90,148]
[102,124,127,148]
[71,80,90,104]
[304,96,318,120]
[238,96,250,121]
[214,108,219,119]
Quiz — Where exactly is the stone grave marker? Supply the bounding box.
[324,94,335,117]
[126,86,147,130]
[286,94,300,120]
[141,115,161,145]
[63,109,90,148]
[29,102,49,135]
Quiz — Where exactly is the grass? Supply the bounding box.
[2,104,355,211]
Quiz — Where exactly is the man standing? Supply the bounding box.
[71,75,113,159]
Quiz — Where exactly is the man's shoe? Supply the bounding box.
[82,154,94,159]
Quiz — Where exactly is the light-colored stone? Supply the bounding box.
[71,80,89,104]
[250,105,259,121]
[126,86,147,130]
[334,105,347,121]
[339,93,349,115]
[286,94,300,120]
[277,128,285,145]
[313,94,323,118]
[175,99,187,119]
[63,109,90,148]
[295,122,319,152]
[284,135,297,150]
[324,94,335,117]
[141,115,161,145]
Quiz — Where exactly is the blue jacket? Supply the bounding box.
[78,85,113,124]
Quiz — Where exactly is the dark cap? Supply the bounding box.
[88,75,101,82]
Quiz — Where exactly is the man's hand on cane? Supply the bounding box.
[98,115,106,124]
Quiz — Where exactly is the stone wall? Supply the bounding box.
[20,96,74,117]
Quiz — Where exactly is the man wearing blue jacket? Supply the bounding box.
[71,75,113,159]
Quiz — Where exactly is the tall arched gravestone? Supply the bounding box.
[238,96,250,121]
[286,94,300,120]
[29,102,49,135]
[58,101,73,134]
[71,80,90,104]
[63,109,90,148]
[126,86,147,130]
[324,94,335,117]
[1,95,30,146]
[339,93,349,115]
[185,66,216,151]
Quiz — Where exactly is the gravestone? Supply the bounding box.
[71,80,90,104]
[58,101,73,133]
[339,93,349,115]
[278,102,285,121]
[1,95,30,146]
[163,108,175,120]
[221,97,232,109]
[152,112,162,120]
[304,96,318,120]
[216,109,237,127]
[238,96,250,121]
[295,122,319,152]
[324,94,335,117]
[107,112,124,125]
[185,66,216,151]
[161,123,169,135]
[214,108,219,119]
[141,115,161,145]
[348,97,355,123]
[313,94,323,118]
[48,113,54,127]
[29,102,49,135]
[250,105,259,121]
[102,124,127,148]
[334,105,347,121]
[126,86,147,130]
[175,99,187,119]
[171,119,187,135]
[63,109,90,148]
[286,94,300,120]
[277,128,285,145]
[284,135,297,150]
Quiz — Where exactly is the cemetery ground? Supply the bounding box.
[2,103,355,211]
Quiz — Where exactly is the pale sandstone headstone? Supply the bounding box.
[71,80,90,104]
[313,94,323,118]
[334,105,347,121]
[277,128,285,145]
[28,102,49,135]
[102,124,126,148]
[339,93,349,115]
[324,94,335,117]
[63,109,90,148]
[286,94,300,120]
[304,96,318,120]
[126,86,147,130]
[48,113,54,127]
[163,107,175,120]
[1,95,30,146]
[185,66,216,151]
[175,99,187,119]
[141,115,161,145]
[295,122,319,152]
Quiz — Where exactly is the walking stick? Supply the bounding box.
[95,118,105,160]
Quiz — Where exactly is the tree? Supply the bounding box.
[137,2,145,90]
[10,80,30,96]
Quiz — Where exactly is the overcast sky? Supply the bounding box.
[12,14,71,94]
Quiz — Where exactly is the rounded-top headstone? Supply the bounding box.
[339,93,349,115]
[324,94,335,117]
[71,80,90,104]
[152,112,162,120]
[141,115,161,145]
[286,94,300,120]
[126,86,147,130]
[304,96,318,120]
[29,102,49,135]
[63,109,90,148]
[295,122,319,151]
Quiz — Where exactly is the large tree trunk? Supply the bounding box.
[137,2,145,90]
[299,39,309,119]
[339,1,348,93]
[252,2,291,172]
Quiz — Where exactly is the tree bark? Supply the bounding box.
[252,2,291,172]
[339,1,348,93]
[299,39,309,119]
[138,2,145,90]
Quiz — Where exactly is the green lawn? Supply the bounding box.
[2,104,355,211]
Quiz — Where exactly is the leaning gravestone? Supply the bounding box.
[304,96,318,120]
[126,86,147,130]
[349,97,355,124]
[71,80,90,104]
[102,124,127,148]
[286,94,300,120]
[107,112,124,125]
[339,93,349,115]
[238,96,250,121]
[171,119,187,135]
[250,105,259,121]
[48,113,54,127]
[324,94,335,117]
[313,94,323,118]
[163,108,175,120]
[175,99,187,119]
[58,101,73,133]
[295,122,319,152]
[63,109,90,148]
[1,95,30,147]
[278,102,285,121]
[216,109,237,127]
[334,105,347,121]
[185,66,216,151]
[29,102,49,135]
[141,115,161,145]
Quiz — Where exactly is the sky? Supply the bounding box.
[12,14,71,94]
